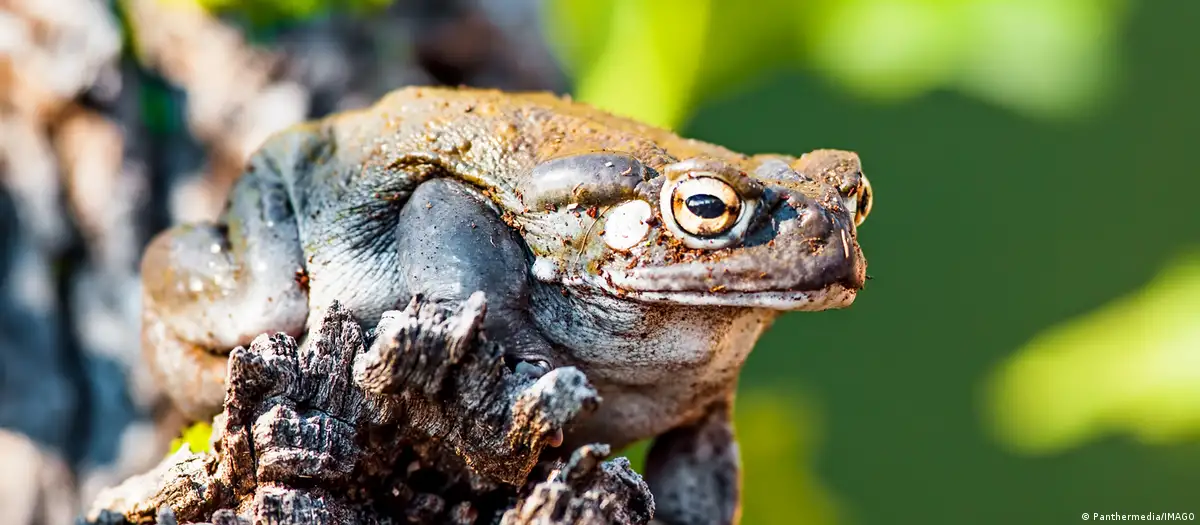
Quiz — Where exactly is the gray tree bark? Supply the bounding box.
[85,294,655,524]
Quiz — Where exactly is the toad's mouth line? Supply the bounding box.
[608,283,859,311]
[559,265,861,310]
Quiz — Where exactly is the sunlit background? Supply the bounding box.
[0,0,1196,523]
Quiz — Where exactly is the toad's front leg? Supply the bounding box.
[645,394,742,525]
[392,178,556,373]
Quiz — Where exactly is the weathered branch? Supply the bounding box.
[85,294,654,524]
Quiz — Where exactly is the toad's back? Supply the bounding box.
[254,87,754,324]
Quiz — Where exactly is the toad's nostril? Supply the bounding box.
[798,206,835,239]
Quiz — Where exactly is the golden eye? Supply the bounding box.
[855,174,873,227]
[671,177,742,237]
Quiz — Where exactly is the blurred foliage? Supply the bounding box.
[800,0,1128,119]
[544,0,1129,129]
[543,0,796,129]
[985,251,1200,455]
[168,421,214,455]
[137,75,186,137]
[163,0,392,26]
[621,391,840,525]
[736,391,840,525]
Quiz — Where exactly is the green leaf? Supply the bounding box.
[169,421,214,455]
[984,250,1200,455]
[799,0,1128,118]
[542,0,618,80]
[546,0,715,129]
[800,0,963,101]
[953,0,1127,119]
[547,0,1130,126]
[545,0,800,130]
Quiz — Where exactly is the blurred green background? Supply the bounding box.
[539,0,1200,523]
[152,0,1200,522]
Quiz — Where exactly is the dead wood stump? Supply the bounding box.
[85,293,654,524]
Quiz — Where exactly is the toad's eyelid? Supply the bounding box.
[663,159,764,199]
[525,152,648,208]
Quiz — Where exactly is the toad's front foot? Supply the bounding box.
[511,358,553,379]
[645,395,741,525]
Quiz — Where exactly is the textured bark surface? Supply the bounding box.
[85,294,654,524]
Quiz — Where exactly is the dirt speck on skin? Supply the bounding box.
[294,268,310,292]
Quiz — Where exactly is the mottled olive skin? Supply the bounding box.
[141,87,870,525]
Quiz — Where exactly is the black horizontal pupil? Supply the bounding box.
[685,194,727,219]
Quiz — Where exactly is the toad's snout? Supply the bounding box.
[715,186,865,295]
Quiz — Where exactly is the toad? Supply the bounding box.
[141,87,872,525]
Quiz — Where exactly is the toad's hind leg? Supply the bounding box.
[394,178,554,371]
[141,148,309,420]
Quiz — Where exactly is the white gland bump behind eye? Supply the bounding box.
[603,200,652,251]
